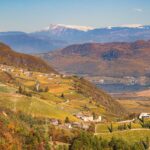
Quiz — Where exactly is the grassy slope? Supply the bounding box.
[117,99,150,113]
[0,66,126,121]
[95,122,142,133]
[0,82,77,121]
[97,130,150,143]
[96,119,150,143]
[116,89,150,113]
[0,42,56,73]
[73,78,126,116]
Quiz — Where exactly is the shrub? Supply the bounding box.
[108,123,113,133]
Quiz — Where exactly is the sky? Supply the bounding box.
[0,0,150,32]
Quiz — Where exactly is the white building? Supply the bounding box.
[76,113,102,122]
[94,116,102,123]
[50,119,59,126]
[139,113,150,119]
[81,116,94,122]
[65,123,72,129]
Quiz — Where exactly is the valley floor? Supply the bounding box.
[115,89,150,113]
[118,99,150,113]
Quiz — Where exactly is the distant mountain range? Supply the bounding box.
[0,24,150,53]
[39,40,150,78]
[0,31,67,53]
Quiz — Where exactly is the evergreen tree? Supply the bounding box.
[61,93,64,98]
[44,86,49,92]
[108,123,113,133]
[18,86,23,94]
[65,117,70,123]
[128,122,132,129]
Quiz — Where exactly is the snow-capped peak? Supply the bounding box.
[105,24,144,29]
[44,24,94,32]
[107,26,113,29]
[120,24,143,28]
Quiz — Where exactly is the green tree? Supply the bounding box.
[142,137,150,149]
[108,123,113,133]
[128,122,132,129]
[65,117,70,123]
[61,93,64,98]
[18,86,23,94]
[44,86,49,92]
[109,137,130,150]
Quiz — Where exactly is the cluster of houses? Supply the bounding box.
[89,75,150,86]
[49,118,90,130]
[48,112,102,130]
[0,64,14,73]
[0,64,61,79]
[0,64,31,77]
[48,112,150,130]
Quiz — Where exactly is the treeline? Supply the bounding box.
[70,132,150,150]
[108,120,150,133]
[140,118,150,129]
[17,84,49,97]
[17,85,32,97]
[0,108,78,149]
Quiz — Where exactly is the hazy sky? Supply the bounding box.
[0,0,150,32]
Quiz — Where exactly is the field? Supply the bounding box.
[0,66,114,122]
[117,99,150,113]
[95,122,142,133]
[95,119,150,143]
[97,130,150,143]
[116,89,150,113]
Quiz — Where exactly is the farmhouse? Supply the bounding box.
[50,118,59,126]
[65,123,72,129]
[72,122,82,128]
[59,123,72,129]
[81,116,93,122]
[76,113,102,122]
[82,123,89,130]
[139,113,150,119]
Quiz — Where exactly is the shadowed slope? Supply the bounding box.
[0,43,57,73]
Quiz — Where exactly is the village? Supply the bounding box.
[48,111,102,130]
[0,64,61,79]
[86,75,150,86]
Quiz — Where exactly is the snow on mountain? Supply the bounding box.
[105,24,144,29]
[38,24,150,34]
[1,24,150,54]
[43,24,94,32]
[106,26,113,29]
[120,24,143,28]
